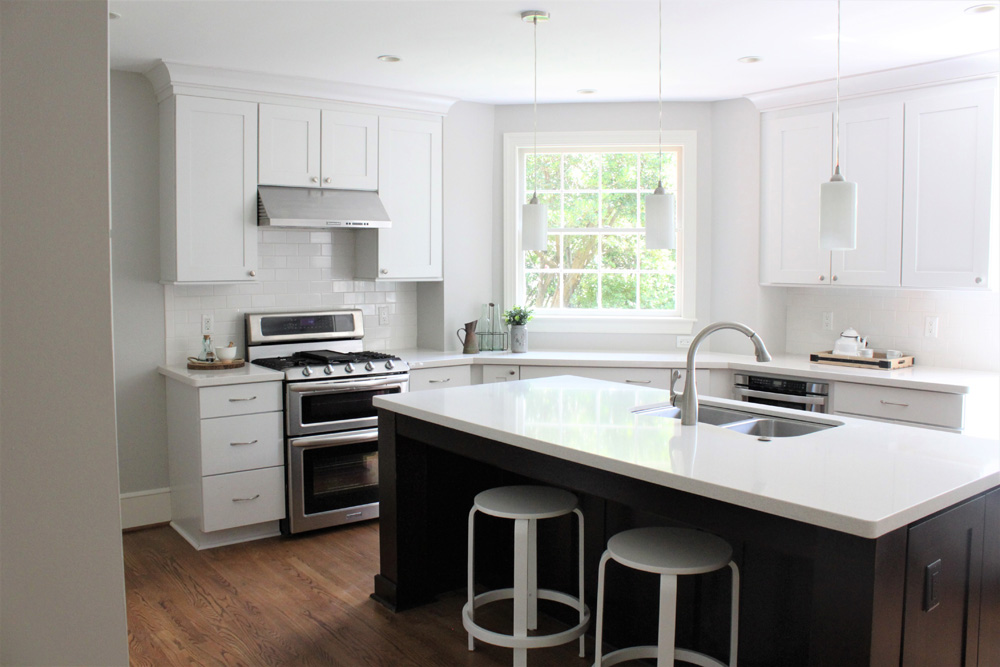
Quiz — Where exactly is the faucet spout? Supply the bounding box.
[680,321,771,425]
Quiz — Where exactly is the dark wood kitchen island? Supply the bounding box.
[372,377,1000,666]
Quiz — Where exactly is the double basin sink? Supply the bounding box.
[633,404,837,439]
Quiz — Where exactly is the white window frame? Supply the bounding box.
[503,130,698,334]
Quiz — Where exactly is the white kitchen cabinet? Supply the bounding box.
[517,365,709,395]
[165,378,285,549]
[832,382,965,432]
[356,115,443,281]
[160,95,259,283]
[409,365,472,391]
[901,89,995,289]
[482,365,521,383]
[257,104,378,191]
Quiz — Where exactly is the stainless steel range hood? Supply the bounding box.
[257,185,391,228]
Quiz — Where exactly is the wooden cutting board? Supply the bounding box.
[186,357,246,370]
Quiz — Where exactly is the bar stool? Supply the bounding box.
[593,527,739,667]
[463,485,590,666]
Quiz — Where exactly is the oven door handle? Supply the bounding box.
[733,387,827,406]
[289,428,380,449]
[287,376,408,395]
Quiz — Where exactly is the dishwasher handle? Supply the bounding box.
[733,387,827,407]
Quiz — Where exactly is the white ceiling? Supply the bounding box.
[109,1,1000,104]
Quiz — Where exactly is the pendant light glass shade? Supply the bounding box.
[820,168,857,250]
[522,195,549,251]
[644,184,675,250]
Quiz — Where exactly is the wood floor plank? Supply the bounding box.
[125,523,591,666]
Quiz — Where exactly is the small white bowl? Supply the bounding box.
[858,349,874,359]
[215,346,238,361]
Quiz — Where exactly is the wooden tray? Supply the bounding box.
[809,350,914,370]
[187,357,245,370]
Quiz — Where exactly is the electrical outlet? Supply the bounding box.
[377,305,390,326]
[677,335,694,348]
[822,312,834,332]
[925,315,939,338]
[201,314,213,334]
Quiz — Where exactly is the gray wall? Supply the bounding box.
[0,1,130,663]
[111,71,169,493]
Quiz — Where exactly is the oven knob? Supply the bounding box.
[365,361,374,371]
[385,360,395,370]
[302,366,313,377]
[345,363,355,373]
[324,364,334,375]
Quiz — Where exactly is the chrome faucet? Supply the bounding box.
[677,321,772,425]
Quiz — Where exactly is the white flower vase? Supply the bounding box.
[510,325,528,353]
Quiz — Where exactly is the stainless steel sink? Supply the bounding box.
[721,417,833,438]
[634,404,756,426]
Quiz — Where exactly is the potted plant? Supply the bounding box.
[503,305,533,353]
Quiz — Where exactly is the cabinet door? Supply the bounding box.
[321,110,378,190]
[761,112,834,285]
[374,116,443,280]
[258,103,321,187]
[172,96,258,282]
[901,89,995,289]
[482,365,520,383]
[831,103,904,287]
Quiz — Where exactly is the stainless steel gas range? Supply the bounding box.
[245,309,409,534]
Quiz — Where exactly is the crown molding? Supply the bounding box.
[746,50,1000,112]
[143,61,458,115]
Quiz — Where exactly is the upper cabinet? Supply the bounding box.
[258,103,378,190]
[901,90,995,289]
[356,116,443,281]
[760,82,996,290]
[161,95,259,283]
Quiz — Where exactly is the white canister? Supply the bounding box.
[510,325,528,353]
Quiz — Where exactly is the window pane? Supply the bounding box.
[640,247,676,271]
[602,274,637,309]
[525,234,560,269]
[526,153,561,191]
[564,193,598,228]
[602,153,638,189]
[564,273,598,308]
[602,234,638,270]
[603,193,638,229]
[564,234,599,270]
[640,273,676,310]
[526,273,559,309]
[564,154,599,190]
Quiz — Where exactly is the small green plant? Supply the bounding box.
[503,305,534,326]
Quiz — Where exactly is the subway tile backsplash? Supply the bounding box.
[164,229,418,365]
[785,287,1000,372]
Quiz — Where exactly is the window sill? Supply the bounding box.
[528,316,696,335]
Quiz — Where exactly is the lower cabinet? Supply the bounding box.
[165,378,285,549]
[481,365,521,384]
[408,365,472,392]
[517,365,709,395]
[832,381,965,431]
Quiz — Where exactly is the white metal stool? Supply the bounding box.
[463,485,590,667]
[593,527,739,667]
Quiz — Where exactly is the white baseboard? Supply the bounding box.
[120,488,172,529]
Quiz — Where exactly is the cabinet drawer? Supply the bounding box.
[482,365,520,383]
[201,412,284,476]
[199,382,282,418]
[202,466,285,532]
[834,382,964,430]
[409,365,472,392]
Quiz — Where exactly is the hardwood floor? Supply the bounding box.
[124,522,593,666]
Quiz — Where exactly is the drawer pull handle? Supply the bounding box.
[428,378,451,384]
[880,400,910,407]
[230,439,258,447]
[345,512,363,519]
[232,494,260,503]
[228,396,257,402]
[625,379,652,384]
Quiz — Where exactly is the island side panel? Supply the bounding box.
[981,488,1000,665]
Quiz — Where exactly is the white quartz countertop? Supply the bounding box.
[374,376,1000,539]
[158,363,283,387]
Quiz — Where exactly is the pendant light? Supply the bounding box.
[819,0,858,250]
[521,10,549,252]
[644,0,675,250]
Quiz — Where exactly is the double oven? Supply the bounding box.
[246,310,409,534]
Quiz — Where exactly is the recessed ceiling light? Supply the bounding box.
[577,89,597,95]
[109,11,121,20]
[965,3,997,13]
[737,56,762,64]
[377,55,401,63]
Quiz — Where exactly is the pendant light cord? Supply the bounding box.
[532,16,539,198]
[657,0,663,185]
[834,0,841,173]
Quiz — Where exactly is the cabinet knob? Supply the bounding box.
[324,177,332,184]
[249,270,256,277]
[509,370,516,375]
[380,268,389,275]
[832,275,839,282]
[975,277,983,284]
[311,176,319,183]
[819,275,826,282]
